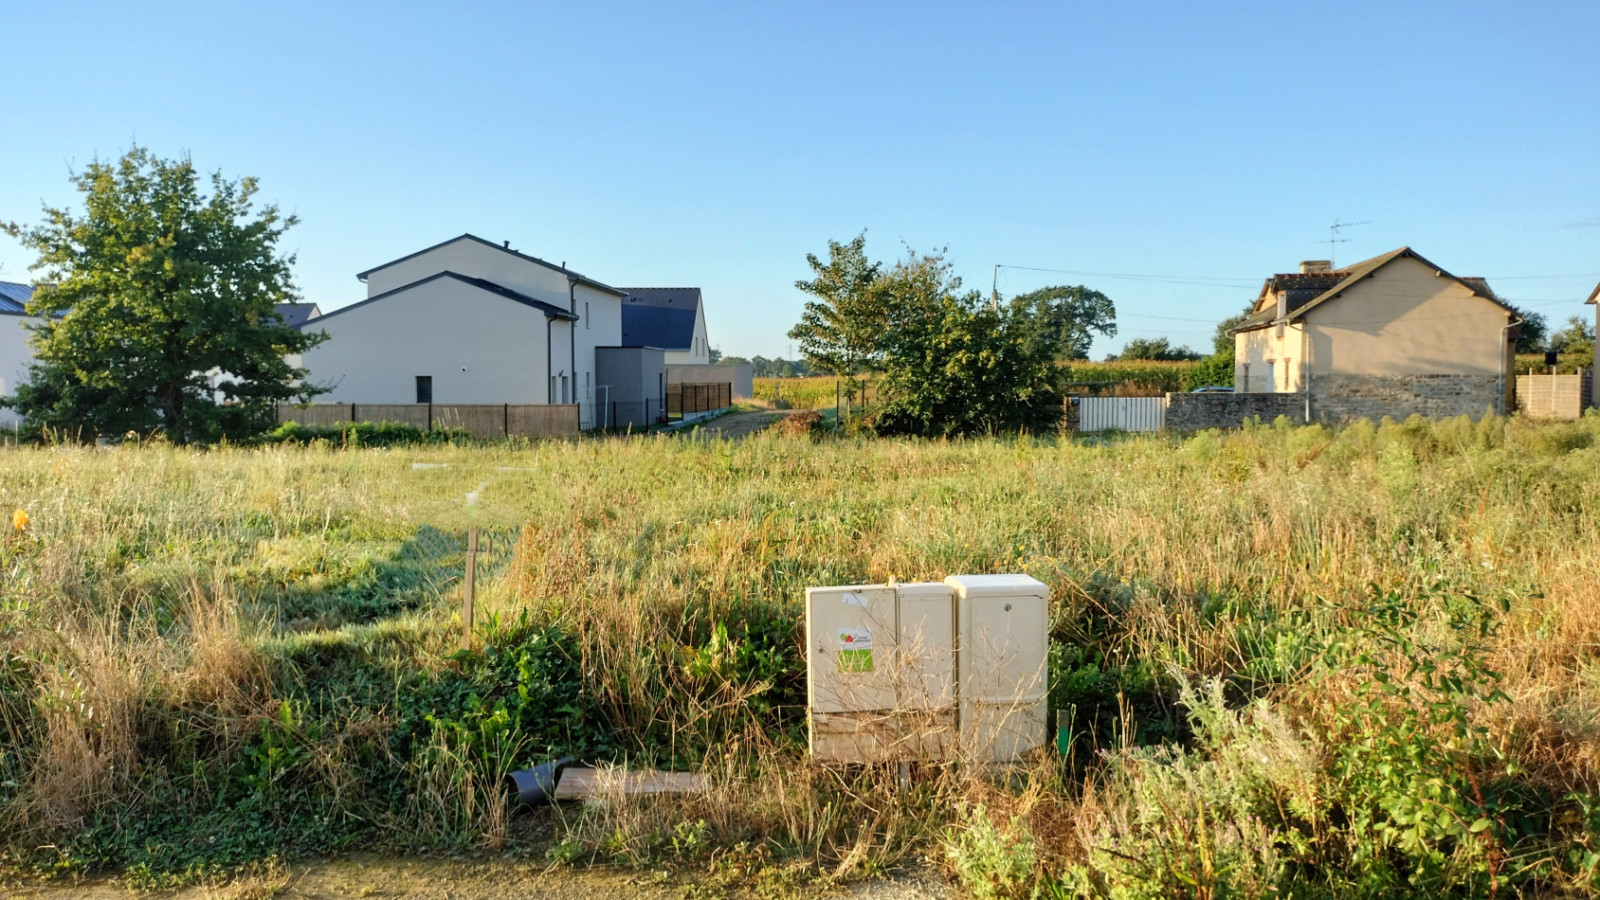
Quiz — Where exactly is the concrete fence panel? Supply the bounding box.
[1517,372,1592,420]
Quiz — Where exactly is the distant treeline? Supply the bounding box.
[719,355,815,378]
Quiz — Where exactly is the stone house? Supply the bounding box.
[1230,248,1519,420]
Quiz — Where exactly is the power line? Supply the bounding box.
[997,263,1600,286]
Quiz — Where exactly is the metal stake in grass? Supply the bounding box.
[463,527,477,651]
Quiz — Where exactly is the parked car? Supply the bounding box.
[1191,386,1233,393]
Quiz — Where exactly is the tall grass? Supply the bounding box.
[0,415,1598,893]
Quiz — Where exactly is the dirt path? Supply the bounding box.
[677,410,787,440]
[4,855,954,899]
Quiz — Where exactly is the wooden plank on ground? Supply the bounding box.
[553,767,709,800]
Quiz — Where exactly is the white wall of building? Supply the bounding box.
[300,277,557,405]
[572,282,623,428]
[0,314,36,427]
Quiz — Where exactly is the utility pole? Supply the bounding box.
[991,264,1000,311]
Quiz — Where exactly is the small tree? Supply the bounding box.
[1008,284,1117,361]
[8,147,324,444]
[1547,315,1595,356]
[788,232,884,417]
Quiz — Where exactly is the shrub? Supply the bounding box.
[263,420,469,447]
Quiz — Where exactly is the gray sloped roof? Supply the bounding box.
[618,287,701,351]
[0,281,32,315]
[356,234,628,296]
[272,302,322,328]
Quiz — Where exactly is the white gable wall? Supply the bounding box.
[300,277,555,405]
[572,282,623,427]
[363,238,572,304]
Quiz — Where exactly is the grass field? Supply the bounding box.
[2,414,1600,895]
[754,361,1212,411]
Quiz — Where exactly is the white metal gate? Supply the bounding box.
[1077,397,1166,432]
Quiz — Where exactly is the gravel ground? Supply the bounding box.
[675,410,788,440]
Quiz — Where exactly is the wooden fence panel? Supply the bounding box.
[278,403,355,427]
[667,382,732,415]
[357,405,431,428]
[276,403,579,439]
[433,405,507,438]
[505,404,579,438]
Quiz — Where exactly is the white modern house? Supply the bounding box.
[296,234,633,430]
[0,282,37,428]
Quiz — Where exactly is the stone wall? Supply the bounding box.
[1164,392,1306,431]
[1309,374,1502,423]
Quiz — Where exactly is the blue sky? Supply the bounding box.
[2,1,1597,359]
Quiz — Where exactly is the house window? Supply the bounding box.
[415,376,432,403]
[561,376,569,405]
[1264,361,1276,393]
[585,371,591,401]
[1241,364,1250,392]
[585,302,590,329]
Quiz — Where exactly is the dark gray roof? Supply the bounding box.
[621,305,696,350]
[618,287,702,310]
[272,302,322,328]
[0,281,32,315]
[301,271,578,327]
[617,287,701,351]
[356,234,627,297]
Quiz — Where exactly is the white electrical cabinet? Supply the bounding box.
[806,574,1048,764]
[947,574,1051,762]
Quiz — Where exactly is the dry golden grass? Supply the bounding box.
[0,413,1596,893]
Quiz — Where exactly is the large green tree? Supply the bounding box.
[1007,284,1117,360]
[871,249,1062,436]
[8,147,325,444]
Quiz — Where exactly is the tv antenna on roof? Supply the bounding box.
[1328,219,1370,267]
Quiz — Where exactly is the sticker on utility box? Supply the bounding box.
[837,627,874,672]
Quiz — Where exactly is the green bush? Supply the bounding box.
[263,420,469,447]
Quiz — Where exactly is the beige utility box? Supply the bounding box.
[806,574,1048,764]
[947,574,1051,762]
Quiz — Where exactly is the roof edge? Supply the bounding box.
[356,234,628,296]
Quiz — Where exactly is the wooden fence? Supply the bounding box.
[667,382,732,415]
[275,403,579,439]
[1516,372,1593,420]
